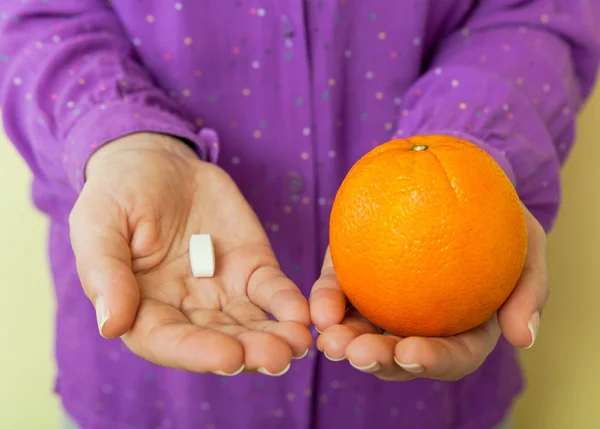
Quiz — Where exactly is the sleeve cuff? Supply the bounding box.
[63,101,220,192]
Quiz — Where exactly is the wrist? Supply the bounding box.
[86,132,198,180]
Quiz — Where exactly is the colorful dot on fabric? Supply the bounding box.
[257,8,266,17]
[378,32,386,40]
[252,60,260,69]
[253,130,261,138]
[330,380,340,389]
[286,392,295,401]
[242,88,251,96]
[413,37,422,46]
[303,388,312,397]
[369,12,377,21]
[328,150,336,158]
[361,112,368,120]
[543,84,550,92]
[385,122,393,130]
[184,37,192,45]
[451,79,459,87]
[13,76,22,85]
[285,52,293,60]
[365,71,374,79]
[540,14,549,23]
[296,97,304,105]
[182,89,190,97]
[301,152,309,160]
[232,156,241,165]
[328,78,336,86]
[302,196,310,204]
[344,49,352,58]
[393,97,402,105]
[283,206,292,214]
[174,2,183,10]
[376,91,384,99]
[302,127,311,136]
[459,102,467,110]
[195,118,203,126]
[146,15,155,23]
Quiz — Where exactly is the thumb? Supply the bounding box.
[309,247,347,332]
[69,191,140,338]
[498,207,549,349]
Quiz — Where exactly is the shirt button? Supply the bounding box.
[286,171,305,194]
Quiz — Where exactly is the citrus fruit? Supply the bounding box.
[329,135,527,337]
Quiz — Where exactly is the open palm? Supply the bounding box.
[69,133,312,376]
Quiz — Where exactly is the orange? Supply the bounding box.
[329,135,527,337]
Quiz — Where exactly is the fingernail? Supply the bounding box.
[349,360,381,373]
[95,296,110,336]
[213,364,245,376]
[257,362,291,377]
[323,351,345,362]
[394,357,424,374]
[526,311,540,349]
[293,349,310,360]
[314,326,322,334]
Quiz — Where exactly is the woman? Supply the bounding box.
[1,1,598,428]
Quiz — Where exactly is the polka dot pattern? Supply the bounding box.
[0,1,596,429]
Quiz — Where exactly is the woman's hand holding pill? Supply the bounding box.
[69,132,312,376]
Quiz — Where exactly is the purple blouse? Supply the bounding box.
[1,1,599,428]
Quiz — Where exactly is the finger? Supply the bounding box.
[122,299,245,375]
[345,333,414,381]
[316,311,380,361]
[393,316,501,381]
[247,264,311,327]
[235,330,294,375]
[69,192,140,338]
[309,247,347,332]
[499,208,549,349]
[223,298,313,359]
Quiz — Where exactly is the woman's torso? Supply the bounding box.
[42,1,523,428]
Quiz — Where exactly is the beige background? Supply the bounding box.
[1,87,599,427]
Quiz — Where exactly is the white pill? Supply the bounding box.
[189,234,215,278]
